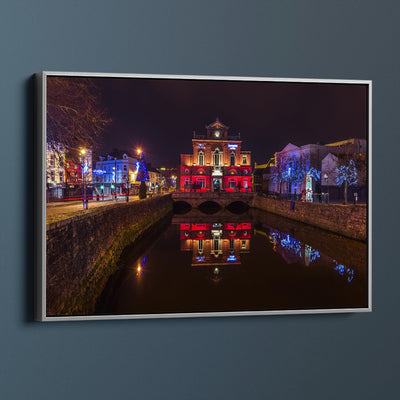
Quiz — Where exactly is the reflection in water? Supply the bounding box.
[136,255,148,276]
[95,209,368,315]
[179,222,252,267]
[265,228,354,282]
[333,261,354,283]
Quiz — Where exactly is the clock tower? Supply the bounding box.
[206,118,229,139]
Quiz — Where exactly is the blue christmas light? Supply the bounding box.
[136,153,150,182]
[336,159,358,186]
[333,260,354,283]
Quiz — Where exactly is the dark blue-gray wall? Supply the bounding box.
[0,1,398,399]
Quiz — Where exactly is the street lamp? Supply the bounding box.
[80,149,88,209]
[125,174,130,202]
[113,157,117,200]
[323,173,329,203]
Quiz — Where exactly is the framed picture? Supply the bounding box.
[35,72,372,321]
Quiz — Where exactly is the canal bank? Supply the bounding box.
[252,195,367,242]
[46,194,173,316]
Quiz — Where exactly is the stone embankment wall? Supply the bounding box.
[46,195,173,316]
[252,195,367,242]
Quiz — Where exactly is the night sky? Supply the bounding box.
[93,76,368,167]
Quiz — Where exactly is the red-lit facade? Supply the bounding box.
[180,119,252,192]
[65,161,83,185]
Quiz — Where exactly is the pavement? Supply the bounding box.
[46,195,140,224]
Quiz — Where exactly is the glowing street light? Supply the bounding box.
[80,148,88,209]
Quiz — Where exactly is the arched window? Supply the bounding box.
[230,151,235,166]
[212,148,222,166]
[198,150,204,166]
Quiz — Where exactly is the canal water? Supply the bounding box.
[95,208,368,315]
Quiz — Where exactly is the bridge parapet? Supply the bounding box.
[172,191,255,207]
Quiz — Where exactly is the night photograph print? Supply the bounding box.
[36,72,371,321]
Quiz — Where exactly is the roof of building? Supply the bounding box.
[205,117,229,130]
[280,143,300,153]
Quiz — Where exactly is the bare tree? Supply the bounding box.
[46,77,111,162]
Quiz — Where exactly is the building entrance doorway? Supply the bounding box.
[213,178,221,192]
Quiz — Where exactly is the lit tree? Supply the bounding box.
[274,154,302,194]
[300,153,321,191]
[336,159,358,204]
[281,158,302,194]
[136,153,150,199]
[280,155,321,195]
[307,167,321,182]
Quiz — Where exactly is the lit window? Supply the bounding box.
[213,149,222,166]
[197,178,206,188]
[230,151,235,166]
[242,155,247,164]
[198,240,204,253]
[198,150,204,166]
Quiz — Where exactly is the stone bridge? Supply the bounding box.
[172,192,255,208]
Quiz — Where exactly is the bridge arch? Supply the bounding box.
[197,201,222,214]
[225,201,250,214]
[173,201,192,214]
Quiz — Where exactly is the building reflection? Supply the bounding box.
[267,229,320,266]
[179,222,252,267]
[263,226,355,282]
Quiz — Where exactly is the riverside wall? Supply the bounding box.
[46,194,173,316]
[252,195,367,242]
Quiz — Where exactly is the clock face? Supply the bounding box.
[214,130,220,138]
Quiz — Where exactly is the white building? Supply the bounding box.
[95,153,139,195]
[148,168,162,192]
[264,138,367,200]
[46,143,65,186]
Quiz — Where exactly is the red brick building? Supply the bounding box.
[180,119,252,192]
[65,161,83,185]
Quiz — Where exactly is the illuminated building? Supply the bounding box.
[253,156,276,193]
[46,143,65,187]
[180,118,252,192]
[46,143,93,200]
[179,221,252,267]
[148,167,162,192]
[158,167,178,191]
[65,149,92,185]
[261,138,366,198]
[95,153,139,196]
